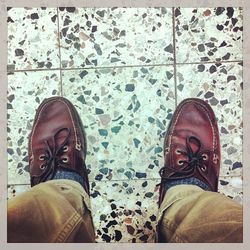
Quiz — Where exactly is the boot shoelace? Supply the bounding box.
[159,136,211,181]
[157,136,214,207]
[31,127,73,186]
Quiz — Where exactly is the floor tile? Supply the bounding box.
[8,184,30,198]
[176,62,243,177]
[8,7,60,70]
[8,70,61,128]
[7,70,61,184]
[90,179,158,242]
[175,7,243,63]
[59,7,173,68]
[62,66,175,181]
[7,126,30,184]
[219,176,242,204]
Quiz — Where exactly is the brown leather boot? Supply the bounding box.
[28,96,90,195]
[158,98,220,206]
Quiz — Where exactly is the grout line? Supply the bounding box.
[7,63,175,73]
[176,60,243,66]
[54,63,175,71]
[7,60,243,74]
[56,8,63,97]
[7,67,62,73]
[172,7,177,108]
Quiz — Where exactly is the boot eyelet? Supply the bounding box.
[62,146,68,152]
[202,153,208,160]
[76,142,81,151]
[39,155,45,161]
[175,149,181,155]
[177,160,184,166]
[201,165,207,172]
[40,164,46,170]
[62,157,69,163]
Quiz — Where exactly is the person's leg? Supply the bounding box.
[8,96,95,242]
[157,98,243,243]
[8,179,95,243]
[157,185,243,243]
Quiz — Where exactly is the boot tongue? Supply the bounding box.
[188,138,200,154]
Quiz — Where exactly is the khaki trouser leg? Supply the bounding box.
[157,185,243,243]
[8,179,95,243]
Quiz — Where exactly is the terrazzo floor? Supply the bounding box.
[7,7,243,243]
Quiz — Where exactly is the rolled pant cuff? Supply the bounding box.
[155,184,203,242]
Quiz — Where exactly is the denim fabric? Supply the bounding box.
[51,170,84,187]
[164,177,210,191]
